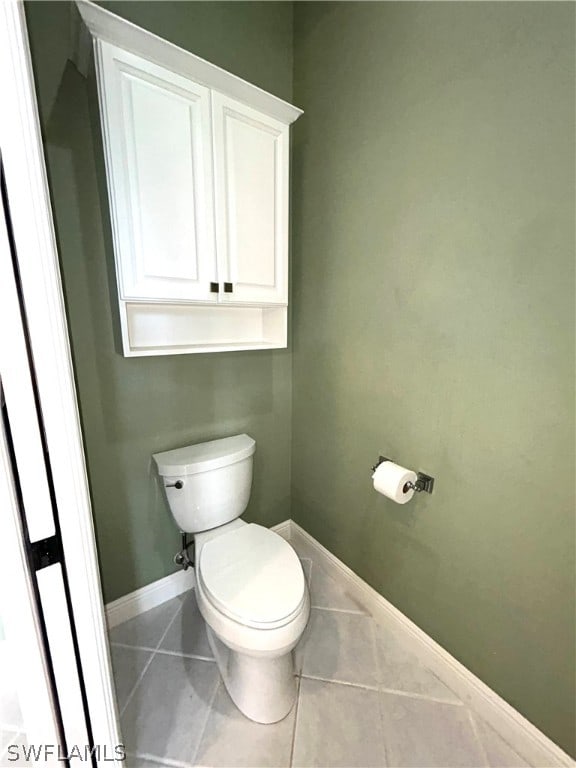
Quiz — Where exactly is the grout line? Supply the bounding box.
[154,601,187,651]
[371,611,383,682]
[379,686,466,706]
[111,641,215,664]
[300,558,313,587]
[128,751,191,768]
[110,641,158,653]
[118,648,154,719]
[153,648,215,663]
[311,604,367,615]
[302,557,367,615]
[376,684,390,768]
[289,675,302,768]
[467,710,533,768]
[425,664,465,703]
[0,720,23,731]
[0,734,15,767]
[119,601,184,719]
[190,679,221,768]
[304,555,313,587]
[300,547,314,589]
[467,708,491,767]
[0,728,23,766]
[368,611,381,682]
[370,611,391,767]
[300,674,380,692]
[300,673,468,707]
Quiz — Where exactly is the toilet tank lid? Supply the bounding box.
[153,434,255,476]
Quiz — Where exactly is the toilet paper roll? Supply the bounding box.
[372,461,417,505]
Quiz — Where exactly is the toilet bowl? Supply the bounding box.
[152,435,310,724]
[195,520,310,722]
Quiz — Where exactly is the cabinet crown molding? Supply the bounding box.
[73,0,302,125]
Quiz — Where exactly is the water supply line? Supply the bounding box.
[174,531,194,570]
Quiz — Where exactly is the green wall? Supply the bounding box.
[292,2,575,754]
[25,0,294,604]
[25,0,575,755]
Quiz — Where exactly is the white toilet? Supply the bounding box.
[152,434,310,724]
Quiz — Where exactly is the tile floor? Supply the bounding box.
[109,539,532,768]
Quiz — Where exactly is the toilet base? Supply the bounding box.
[206,626,297,724]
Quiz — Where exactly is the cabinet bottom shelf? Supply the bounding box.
[120,302,287,356]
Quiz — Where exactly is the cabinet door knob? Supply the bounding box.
[224,282,234,293]
[210,282,219,293]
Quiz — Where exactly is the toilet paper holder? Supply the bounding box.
[371,456,435,495]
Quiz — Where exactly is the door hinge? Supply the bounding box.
[210,282,219,293]
[224,282,234,293]
[30,535,63,571]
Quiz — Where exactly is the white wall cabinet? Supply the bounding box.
[212,93,289,306]
[76,0,301,355]
[98,43,217,304]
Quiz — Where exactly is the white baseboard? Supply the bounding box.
[271,519,292,539]
[287,520,574,768]
[105,568,195,629]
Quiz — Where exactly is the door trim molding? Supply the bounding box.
[0,396,62,755]
[0,2,121,763]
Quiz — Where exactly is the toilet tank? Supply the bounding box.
[152,435,255,534]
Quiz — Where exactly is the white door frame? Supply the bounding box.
[1,183,89,765]
[0,1,121,764]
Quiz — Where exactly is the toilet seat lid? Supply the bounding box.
[198,524,306,628]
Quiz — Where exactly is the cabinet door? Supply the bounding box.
[96,42,217,302]
[212,93,289,305]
